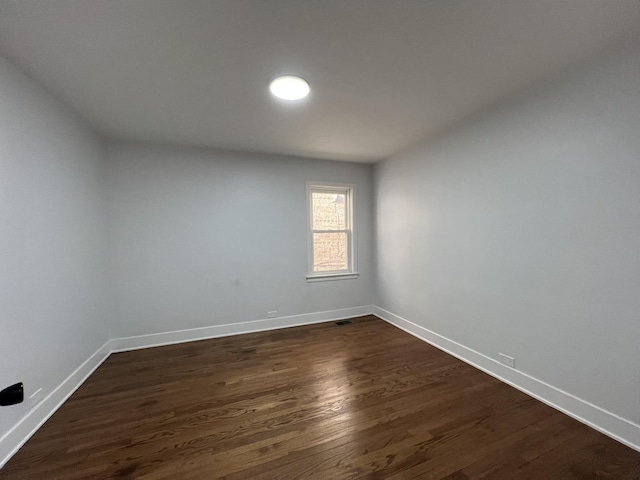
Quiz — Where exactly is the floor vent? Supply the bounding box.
[335,320,352,326]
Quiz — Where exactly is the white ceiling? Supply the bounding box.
[1,1,639,163]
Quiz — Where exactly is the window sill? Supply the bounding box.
[306,272,360,283]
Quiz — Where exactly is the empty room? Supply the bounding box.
[1,1,639,478]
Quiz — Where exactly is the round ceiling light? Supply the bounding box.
[269,75,310,100]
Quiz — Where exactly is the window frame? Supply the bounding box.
[306,182,358,282]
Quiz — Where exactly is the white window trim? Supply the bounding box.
[306,182,358,282]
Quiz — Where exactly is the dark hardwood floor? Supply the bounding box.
[2,316,638,479]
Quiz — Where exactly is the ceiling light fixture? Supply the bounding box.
[269,75,310,100]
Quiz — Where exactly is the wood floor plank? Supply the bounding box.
[2,316,638,479]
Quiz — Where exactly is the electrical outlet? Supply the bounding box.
[30,388,43,408]
[499,353,515,368]
[267,311,277,319]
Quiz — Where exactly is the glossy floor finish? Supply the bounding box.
[3,316,638,479]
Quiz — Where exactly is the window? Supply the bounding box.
[307,183,357,281]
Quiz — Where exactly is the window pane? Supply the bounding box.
[313,232,348,271]
[312,192,346,230]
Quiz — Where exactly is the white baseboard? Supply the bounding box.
[0,341,112,469]
[0,305,373,469]
[373,306,640,452]
[109,305,374,352]
[7,303,634,471]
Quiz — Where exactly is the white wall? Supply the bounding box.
[376,37,640,431]
[107,142,374,338]
[0,57,111,442]
[2,32,638,463]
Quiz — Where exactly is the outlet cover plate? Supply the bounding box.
[499,353,515,368]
